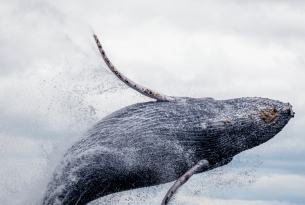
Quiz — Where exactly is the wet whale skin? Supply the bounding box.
[43,97,293,205]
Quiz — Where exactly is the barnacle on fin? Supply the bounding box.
[144,89,155,96]
[114,71,122,78]
[155,93,162,98]
[260,107,278,123]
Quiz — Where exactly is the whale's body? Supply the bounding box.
[43,96,294,205]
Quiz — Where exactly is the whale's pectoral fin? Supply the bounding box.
[93,34,175,102]
[161,159,210,205]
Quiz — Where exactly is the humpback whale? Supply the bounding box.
[42,35,294,205]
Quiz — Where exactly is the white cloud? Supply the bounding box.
[263,174,305,189]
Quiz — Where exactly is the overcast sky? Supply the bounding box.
[0,0,304,205]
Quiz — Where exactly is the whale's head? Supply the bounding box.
[159,96,295,165]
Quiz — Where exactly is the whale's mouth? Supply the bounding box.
[288,103,295,117]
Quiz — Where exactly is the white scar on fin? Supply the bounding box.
[161,159,210,205]
[93,35,175,102]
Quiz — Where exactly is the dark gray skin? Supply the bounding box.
[42,96,294,205]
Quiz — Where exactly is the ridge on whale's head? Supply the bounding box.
[42,35,294,205]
